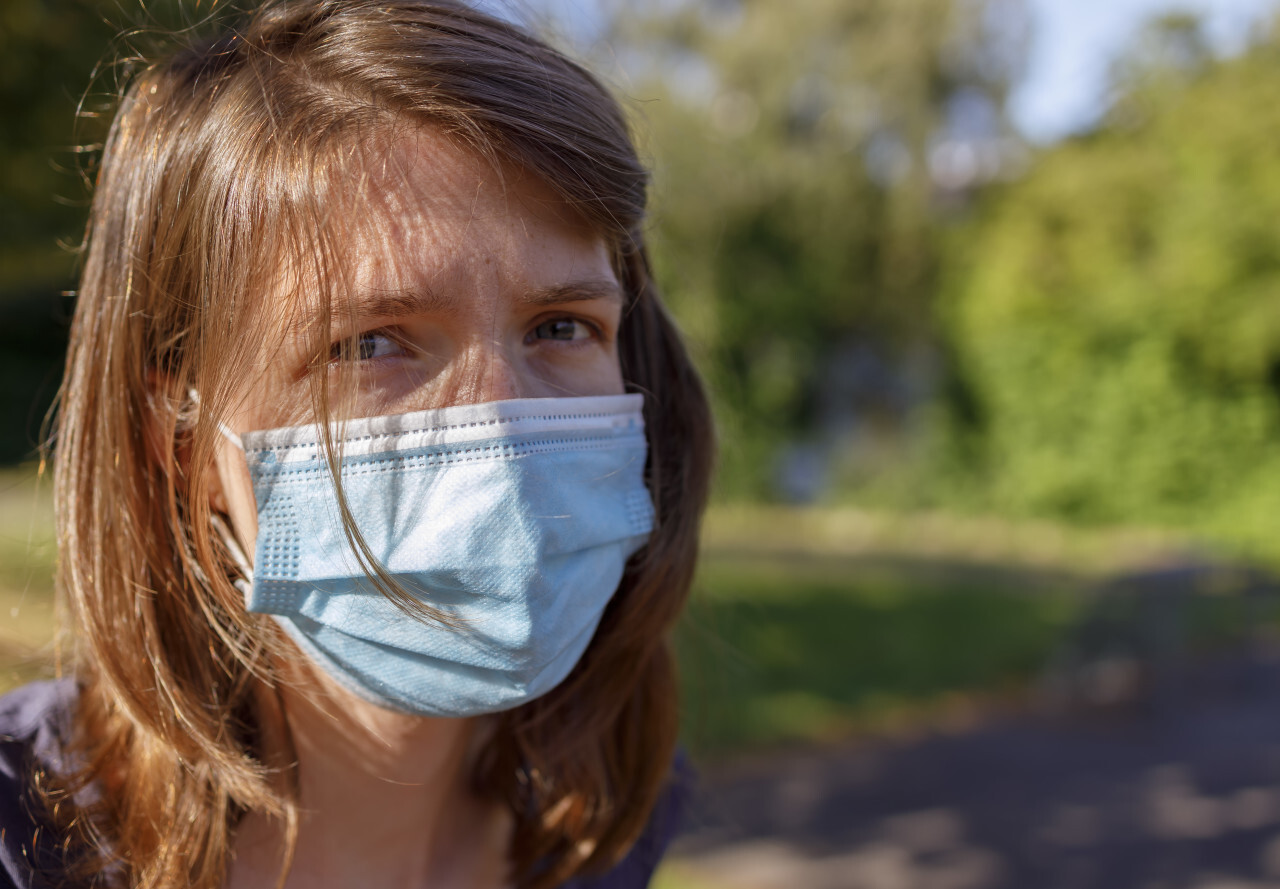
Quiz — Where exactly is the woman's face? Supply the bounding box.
[212,128,626,541]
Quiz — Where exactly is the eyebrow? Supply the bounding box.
[288,279,624,337]
[521,280,625,307]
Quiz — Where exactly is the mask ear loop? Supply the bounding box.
[190,389,254,599]
[212,513,254,600]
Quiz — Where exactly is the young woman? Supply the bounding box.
[0,2,714,887]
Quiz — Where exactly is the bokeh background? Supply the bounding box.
[8,1,1280,887]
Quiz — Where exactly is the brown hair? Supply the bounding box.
[46,2,715,887]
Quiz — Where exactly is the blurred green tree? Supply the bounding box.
[947,15,1280,550]
[0,0,195,461]
[0,0,116,460]
[0,0,114,287]
[585,0,1029,498]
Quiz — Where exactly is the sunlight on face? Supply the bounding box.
[237,127,626,430]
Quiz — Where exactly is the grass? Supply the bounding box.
[649,861,729,889]
[675,550,1084,755]
[0,465,58,693]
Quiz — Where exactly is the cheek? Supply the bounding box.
[234,382,312,431]
[524,350,624,399]
[582,355,626,396]
[212,441,259,551]
[231,339,332,430]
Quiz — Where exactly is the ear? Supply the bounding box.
[141,368,188,478]
[142,370,233,517]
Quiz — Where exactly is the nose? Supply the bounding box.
[437,338,527,407]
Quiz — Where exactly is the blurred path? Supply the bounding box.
[675,651,1280,889]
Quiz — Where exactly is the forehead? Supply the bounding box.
[356,129,514,234]
[271,127,611,327]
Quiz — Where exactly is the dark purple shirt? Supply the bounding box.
[0,680,686,889]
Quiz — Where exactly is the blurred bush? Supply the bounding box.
[0,0,229,461]
[0,0,111,286]
[1,0,109,461]
[588,0,1030,499]
[945,15,1280,552]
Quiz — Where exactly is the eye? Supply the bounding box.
[530,318,594,342]
[329,331,405,362]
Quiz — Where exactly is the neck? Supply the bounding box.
[228,674,511,889]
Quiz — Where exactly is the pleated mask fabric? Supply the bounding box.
[232,394,654,717]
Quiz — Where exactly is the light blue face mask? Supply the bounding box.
[220,394,654,718]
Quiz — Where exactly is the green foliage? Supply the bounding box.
[1,0,214,286]
[0,0,233,461]
[0,0,115,286]
[946,21,1280,546]
[0,0,106,460]
[596,0,1028,498]
[0,291,76,461]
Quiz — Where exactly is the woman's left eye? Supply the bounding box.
[531,319,593,342]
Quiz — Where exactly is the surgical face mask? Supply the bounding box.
[218,394,654,718]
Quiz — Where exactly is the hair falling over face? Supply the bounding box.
[44,2,715,887]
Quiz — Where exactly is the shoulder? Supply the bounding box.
[0,679,79,889]
[0,677,77,791]
[561,751,694,889]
